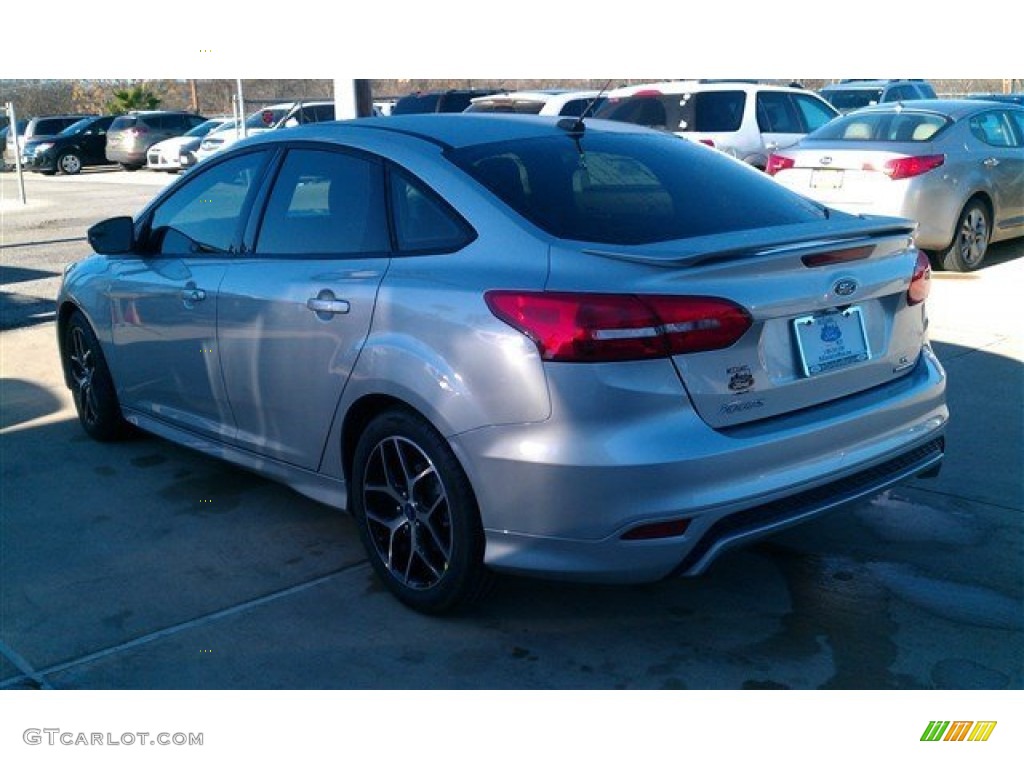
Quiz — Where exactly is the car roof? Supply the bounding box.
[469,90,602,106]
[606,80,811,96]
[840,99,1021,119]
[239,113,649,151]
[821,79,928,89]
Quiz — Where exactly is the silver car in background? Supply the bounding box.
[58,115,947,613]
[767,100,1024,271]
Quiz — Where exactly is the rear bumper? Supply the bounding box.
[453,346,947,583]
[106,147,146,165]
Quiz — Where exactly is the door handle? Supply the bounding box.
[181,288,206,302]
[307,294,350,315]
[983,157,1000,168]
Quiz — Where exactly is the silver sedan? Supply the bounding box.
[766,100,1024,271]
[58,115,947,613]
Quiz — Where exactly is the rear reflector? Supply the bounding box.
[765,153,795,176]
[908,250,931,306]
[485,291,752,363]
[871,154,945,180]
[802,245,875,267]
[622,519,691,540]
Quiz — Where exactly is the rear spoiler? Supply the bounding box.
[582,216,916,269]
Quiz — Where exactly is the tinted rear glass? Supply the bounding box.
[823,89,884,111]
[811,111,951,142]
[465,100,546,115]
[393,94,442,115]
[447,131,825,245]
[110,116,138,131]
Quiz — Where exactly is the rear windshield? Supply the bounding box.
[595,91,746,133]
[822,89,884,111]
[810,111,951,142]
[447,130,825,245]
[110,116,137,131]
[465,100,545,115]
[393,94,442,115]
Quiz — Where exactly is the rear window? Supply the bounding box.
[447,130,825,245]
[393,94,442,115]
[465,100,545,115]
[822,89,884,111]
[811,111,951,142]
[110,116,138,131]
[596,91,745,133]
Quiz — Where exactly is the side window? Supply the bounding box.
[969,111,1015,147]
[1008,111,1024,146]
[256,148,389,255]
[755,92,801,133]
[147,151,268,255]
[389,168,474,253]
[792,94,836,132]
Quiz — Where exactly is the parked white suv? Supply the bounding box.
[464,89,606,117]
[594,80,839,170]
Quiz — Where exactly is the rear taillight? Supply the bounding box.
[698,138,716,148]
[765,154,795,176]
[129,126,149,137]
[908,250,932,306]
[484,291,751,363]
[878,154,944,180]
[633,89,664,98]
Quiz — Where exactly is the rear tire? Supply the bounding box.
[938,200,990,272]
[63,311,130,442]
[351,408,493,614]
[119,163,141,172]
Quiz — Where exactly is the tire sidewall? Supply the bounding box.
[351,409,486,614]
[58,152,82,175]
[942,200,990,272]
[64,312,126,441]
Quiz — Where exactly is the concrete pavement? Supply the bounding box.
[0,177,1021,688]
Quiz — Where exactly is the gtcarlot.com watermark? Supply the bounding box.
[23,729,203,747]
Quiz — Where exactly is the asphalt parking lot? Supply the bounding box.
[1,168,1022,689]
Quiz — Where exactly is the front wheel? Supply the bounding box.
[351,409,493,614]
[57,152,82,175]
[63,312,129,441]
[937,200,991,272]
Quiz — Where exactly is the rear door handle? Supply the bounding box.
[307,291,350,316]
[182,288,206,302]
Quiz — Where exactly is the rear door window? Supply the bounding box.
[256,148,389,256]
[756,92,802,133]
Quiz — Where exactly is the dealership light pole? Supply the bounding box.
[4,101,27,204]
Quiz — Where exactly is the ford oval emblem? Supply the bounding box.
[833,278,858,297]
[820,156,833,166]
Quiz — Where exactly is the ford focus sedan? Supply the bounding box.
[58,115,947,613]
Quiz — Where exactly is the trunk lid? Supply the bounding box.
[546,216,927,429]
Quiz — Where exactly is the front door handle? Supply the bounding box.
[182,287,206,302]
[983,157,1000,168]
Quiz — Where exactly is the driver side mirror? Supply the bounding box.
[87,216,135,254]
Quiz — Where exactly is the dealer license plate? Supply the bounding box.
[811,169,844,189]
[793,307,871,377]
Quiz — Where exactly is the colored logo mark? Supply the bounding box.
[921,721,997,742]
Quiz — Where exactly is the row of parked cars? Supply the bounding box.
[5,79,1022,270]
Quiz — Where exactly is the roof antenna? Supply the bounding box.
[558,79,612,135]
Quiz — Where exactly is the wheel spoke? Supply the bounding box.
[362,432,452,591]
